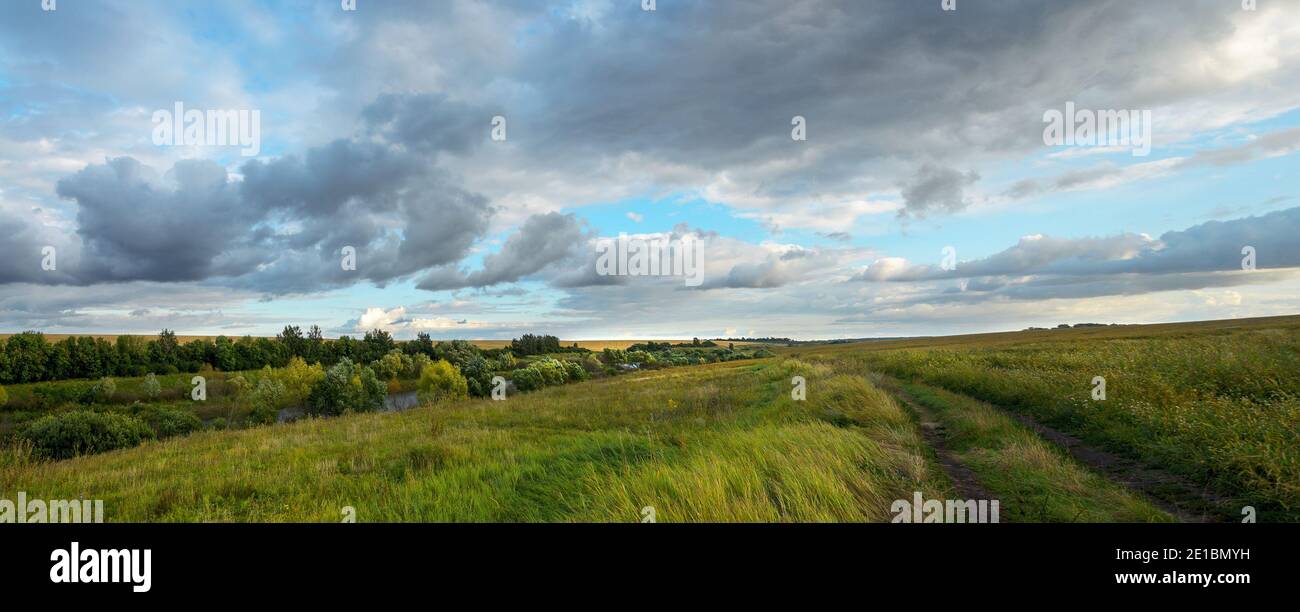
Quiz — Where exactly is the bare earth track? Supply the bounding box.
[887,381,1236,523]
[889,385,998,510]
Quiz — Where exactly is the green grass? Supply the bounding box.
[0,358,949,522]
[8,315,1296,523]
[892,380,1172,522]
[799,317,1300,520]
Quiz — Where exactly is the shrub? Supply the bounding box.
[564,360,588,382]
[246,405,278,426]
[251,376,287,412]
[0,383,7,408]
[132,405,203,438]
[307,358,387,416]
[511,367,545,392]
[272,356,324,406]
[417,359,469,403]
[142,373,162,399]
[226,375,252,412]
[80,377,117,404]
[374,349,414,381]
[533,358,567,386]
[32,383,84,410]
[410,353,433,378]
[20,411,154,459]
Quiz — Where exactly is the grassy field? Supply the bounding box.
[3,316,1295,522]
[0,358,952,521]
[885,379,1171,522]
[793,315,1300,521]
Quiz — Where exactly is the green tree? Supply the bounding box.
[417,359,469,403]
[248,375,287,425]
[153,329,180,367]
[374,349,413,381]
[307,358,386,416]
[273,356,324,406]
[7,332,50,383]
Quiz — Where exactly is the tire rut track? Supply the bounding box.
[890,385,998,510]
[888,379,1234,523]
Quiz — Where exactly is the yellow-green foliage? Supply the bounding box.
[0,382,7,408]
[417,359,469,403]
[272,357,325,406]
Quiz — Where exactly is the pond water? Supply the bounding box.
[276,390,420,423]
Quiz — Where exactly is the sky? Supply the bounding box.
[1,0,1298,340]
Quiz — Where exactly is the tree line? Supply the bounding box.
[0,327,500,385]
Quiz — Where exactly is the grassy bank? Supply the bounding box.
[1,359,948,522]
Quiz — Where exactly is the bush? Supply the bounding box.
[132,405,203,438]
[307,358,387,416]
[374,349,414,381]
[533,358,567,386]
[417,359,469,403]
[80,377,117,404]
[271,356,323,406]
[246,405,278,426]
[0,383,7,408]
[252,374,286,407]
[511,367,544,392]
[411,353,433,377]
[563,360,588,382]
[31,383,84,410]
[20,411,154,459]
[142,373,162,399]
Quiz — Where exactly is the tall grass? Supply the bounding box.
[819,326,1300,518]
[0,359,947,522]
[894,381,1171,522]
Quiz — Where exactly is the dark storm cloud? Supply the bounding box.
[57,157,260,282]
[418,212,589,291]
[23,90,497,293]
[898,164,981,218]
